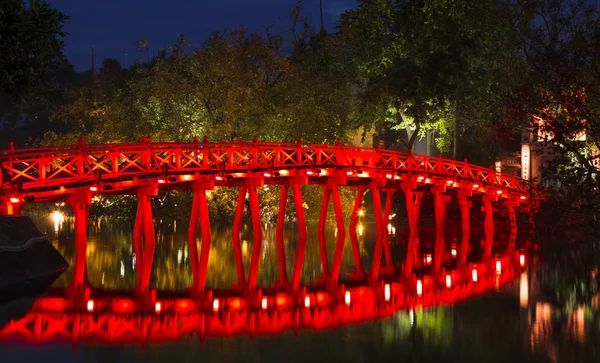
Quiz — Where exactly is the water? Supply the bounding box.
[0,215,598,363]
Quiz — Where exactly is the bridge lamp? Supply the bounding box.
[496,259,502,275]
[520,195,527,200]
[416,280,423,296]
[417,176,425,182]
[385,173,393,179]
[384,283,391,302]
[496,190,503,195]
[472,184,479,189]
[304,296,311,308]
[157,178,166,184]
[519,253,526,267]
[155,302,162,314]
[9,197,20,204]
[212,298,220,312]
[446,180,454,186]
[306,170,315,175]
[451,245,457,258]
[344,291,351,306]
[214,175,223,181]
[346,170,354,176]
[263,172,272,177]
[86,299,95,312]
[89,186,98,192]
[445,274,452,289]
[472,268,478,282]
[261,297,268,310]
[424,254,432,266]
[278,169,289,176]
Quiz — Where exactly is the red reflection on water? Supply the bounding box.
[0,255,521,344]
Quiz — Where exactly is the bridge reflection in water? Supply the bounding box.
[0,221,527,344]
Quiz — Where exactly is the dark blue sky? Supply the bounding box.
[48,0,356,72]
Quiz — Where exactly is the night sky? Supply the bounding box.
[48,0,356,72]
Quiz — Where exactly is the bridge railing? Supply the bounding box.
[0,140,541,198]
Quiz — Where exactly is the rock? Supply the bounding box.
[0,215,68,305]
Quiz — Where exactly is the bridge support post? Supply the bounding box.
[457,190,472,267]
[381,189,395,273]
[481,195,495,260]
[317,186,331,280]
[291,182,308,291]
[369,180,385,282]
[232,186,248,287]
[402,182,423,277]
[275,185,288,284]
[190,181,214,292]
[66,192,91,290]
[330,183,347,286]
[432,186,451,273]
[133,184,158,294]
[247,183,263,291]
[504,200,518,253]
[348,188,366,278]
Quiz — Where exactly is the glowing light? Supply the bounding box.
[416,280,423,296]
[424,254,432,265]
[473,184,479,189]
[215,175,223,181]
[155,302,162,314]
[53,211,64,233]
[520,272,529,308]
[409,308,415,326]
[115,299,133,313]
[451,247,457,257]
[212,299,220,312]
[346,171,354,176]
[387,223,392,234]
[358,172,369,177]
[446,180,454,185]
[384,283,391,302]
[86,300,95,312]
[358,210,365,217]
[496,190,503,195]
[522,144,530,180]
[519,253,526,267]
[89,186,98,192]
[520,195,527,200]
[306,170,314,175]
[445,274,452,289]
[181,174,193,181]
[263,172,272,177]
[176,299,192,312]
[261,297,268,310]
[417,176,425,182]
[304,296,311,308]
[276,295,288,307]
[496,260,502,274]
[157,179,165,184]
[230,298,242,310]
[9,197,20,203]
[394,175,400,180]
[358,224,364,236]
[278,169,289,176]
[472,268,478,282]
[385,173,393,179]
[120,261,124,277]
[344,291,351,306]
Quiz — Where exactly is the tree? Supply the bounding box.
[0,0,70,146]
[336,0,523,163]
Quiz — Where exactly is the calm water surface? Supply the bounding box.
[1,215,598,363]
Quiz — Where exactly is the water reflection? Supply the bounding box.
[0,217,598,363]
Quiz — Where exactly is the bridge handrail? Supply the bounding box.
[0,141,541,198]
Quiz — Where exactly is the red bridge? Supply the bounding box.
[0,253,524,344]
[0,138,540,294]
